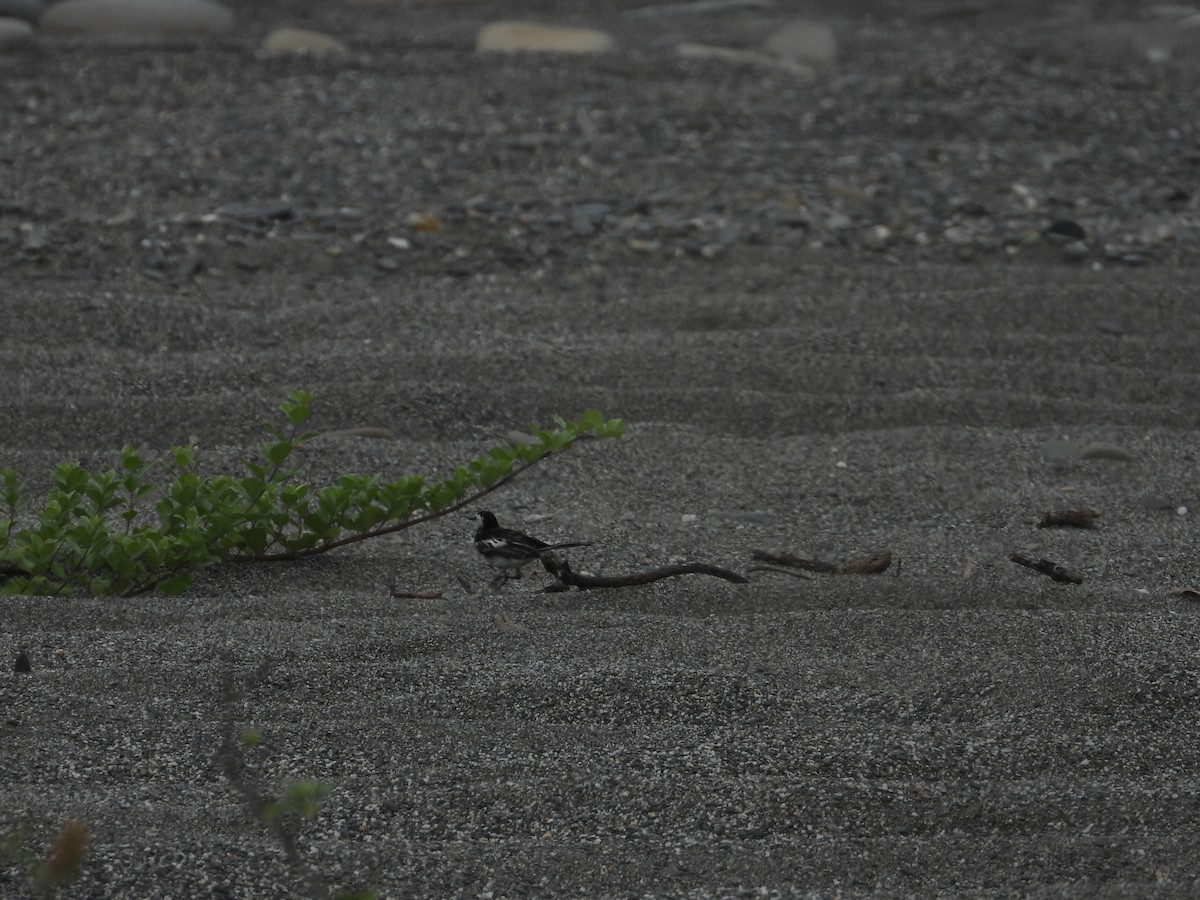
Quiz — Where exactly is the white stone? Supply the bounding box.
[763,19,837,66]
[0,14,33,44]
[476,21,613,54]
[40,0,234,37]
[261,26,345,54]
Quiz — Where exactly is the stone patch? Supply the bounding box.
[476,21,613,54]
[40,0,234,37]
[261,27,346,54]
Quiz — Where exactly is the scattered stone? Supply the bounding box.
[476,21,613,54]
[627,237,661,253]
[763,19,837,67]
[570,201,610,236]
[1062,240,1089,261]
[1095,320,1127,336]
[40,0,234,38]
[407,211,442,233]
[1078,442,1134,462]
[676,41,816,77]
[261,27,345,54]
[0,15,33,44]
[377,256,399,271]
[0,0,42,24]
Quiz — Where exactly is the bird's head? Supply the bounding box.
[476,510,499,529]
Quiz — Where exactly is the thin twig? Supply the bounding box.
[1009,551,1083,584]
[239,450,555,562]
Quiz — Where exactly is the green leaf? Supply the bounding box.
[155,572,193,595]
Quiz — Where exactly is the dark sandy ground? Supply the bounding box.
[3,1,1200,897]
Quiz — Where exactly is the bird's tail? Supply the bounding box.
[538,541,591,553]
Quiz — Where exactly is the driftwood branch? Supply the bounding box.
[1010,552,1083,584]
[540,556,748,590]
[751,548,893,575]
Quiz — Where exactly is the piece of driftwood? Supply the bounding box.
[1038,508,1101,529]
[540,556,748,590]
[751,548,893,575]
[1010,552,1083,584]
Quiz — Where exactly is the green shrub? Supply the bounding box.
[0,391,623,598]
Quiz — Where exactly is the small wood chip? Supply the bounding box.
[1038,508,1101,529]
[1169,586,1200,601]
[835,549,893,575]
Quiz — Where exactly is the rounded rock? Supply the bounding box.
[476,21,613,54]
[261,26,346,54]
[0,14,34,44]
[763,19,837,66]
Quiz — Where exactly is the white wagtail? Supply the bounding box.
[473,510,589,584]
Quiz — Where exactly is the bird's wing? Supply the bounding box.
[476,528,548,558]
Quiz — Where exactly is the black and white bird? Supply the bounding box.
[473,510,588,584]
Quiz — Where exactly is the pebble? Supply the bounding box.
[261,27,346,54]
[1061,240,1089,261]
[476,21,614,54]
[0,14,33,44]
[763,19,837,66]
[40,0,234,37]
